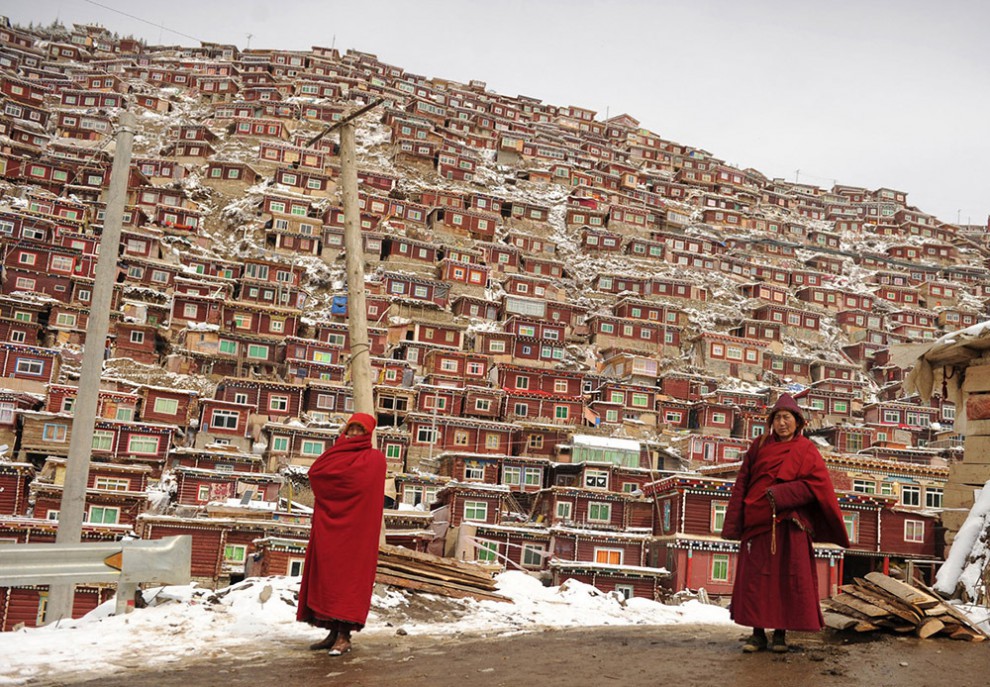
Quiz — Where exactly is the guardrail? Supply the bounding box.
[0,535,192,617]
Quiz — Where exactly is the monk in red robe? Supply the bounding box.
[297,412,386,656]
[722,394,849,653]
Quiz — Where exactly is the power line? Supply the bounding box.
[83,0,204,44]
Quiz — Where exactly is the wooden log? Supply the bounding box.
[823,611,860,631]
[863,572,941,609]
[847,582,923,625]
[375,571,511,603]
[824,598,881,622]
[377,559,499,589]
[949,627,987,642]
[831,592,891,618]
[915,617,945,639]
[378,543,496,579]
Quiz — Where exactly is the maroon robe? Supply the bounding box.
[297,432,386,628]
[722,433,848,631]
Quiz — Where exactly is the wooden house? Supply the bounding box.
[690,333,766,381]
[645,476,844,598]
[0,461,34,516]
[433,482,509,528]
[405,413,518,472]
[29,458,152,527]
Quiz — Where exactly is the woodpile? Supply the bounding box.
[376,544,510,603]
[823,572,986,641]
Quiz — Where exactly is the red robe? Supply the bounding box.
[722,434,848,631]
[297,433,386,628]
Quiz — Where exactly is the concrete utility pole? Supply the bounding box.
[46,111,136,623]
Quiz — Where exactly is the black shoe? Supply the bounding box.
[309,631,337,651]
[742,633,768,653]
[770,630,788,653]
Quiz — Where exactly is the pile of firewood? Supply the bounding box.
[823,572,986,641]
[376,544,510,603]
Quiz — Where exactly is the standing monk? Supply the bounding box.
[721,393,849,653]
[297,412,386,656]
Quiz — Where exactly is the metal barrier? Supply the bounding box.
[0,536,192,616]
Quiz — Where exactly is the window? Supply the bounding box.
[524,467,542,486]
[301,440,325,455]
[197,485,211,502]
[43,423,68,442]
[853,479,875,494]
[464,501,488,522]
[95,477,130,492]
[15,359,45,376]
[211,410,239,429]
[153,398,179,415]
[88,506,119,525]
[711,502,727,534]
[843,513,859,544]
[128,435,159,454]
[556,501,573,520]
[503,466,521,486]
[88,427,115,451]
[247,344,269,359]
[55,313,77,328]
[416,426,437,444]
[269,395,289,412]
[585,469,608,489]
[904,520,925,543]
[272,436,289,452]
[925,488,943,509]
[475,540,497,562]
[224,544,247,564]
[588,502,611,522]
[594,548,623,565]
[554,405,569,420]
[474,398,492,412]
[464,463,484,480]
[901,485,921,506]
[129,331,145,344]
[522,544,545,569]
[711,554,729,582]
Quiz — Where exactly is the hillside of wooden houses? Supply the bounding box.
[0,17,987,630]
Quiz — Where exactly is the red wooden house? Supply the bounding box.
[405,414,518,472]
[691,332,766,381]
[433,483,509,528]
[0,461,33,516]
[646,476,844,598]
[29,458,152,527]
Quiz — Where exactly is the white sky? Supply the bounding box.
[0,572,735,685]
[1,0,987,225]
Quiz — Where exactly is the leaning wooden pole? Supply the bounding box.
[47,110,136,623]
[340,120,373,415]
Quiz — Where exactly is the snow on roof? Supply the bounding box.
[571,434,641,451]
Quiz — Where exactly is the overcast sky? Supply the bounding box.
[3,0,988,226]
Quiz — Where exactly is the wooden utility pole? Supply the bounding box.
[46,111,136,623]
[306,99,383,414]
[340,120,373,414]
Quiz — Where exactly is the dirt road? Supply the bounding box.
[55,623,986,687]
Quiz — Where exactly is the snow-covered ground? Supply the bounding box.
[0,573,731,686]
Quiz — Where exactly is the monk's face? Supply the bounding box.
[772,411,799,442]
[345,423,368,437]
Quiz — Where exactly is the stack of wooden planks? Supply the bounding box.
[376,544,510,603]
[823,572,986,641]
